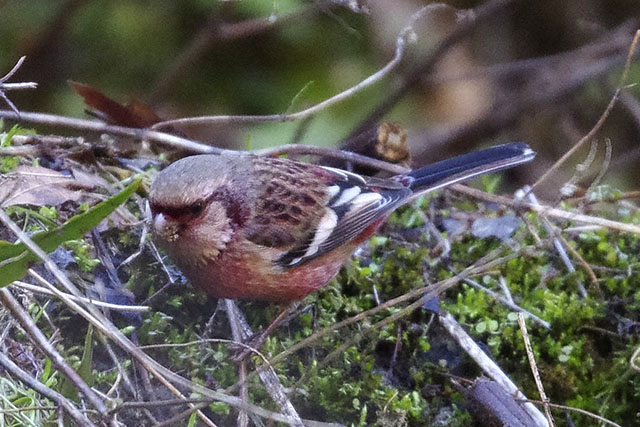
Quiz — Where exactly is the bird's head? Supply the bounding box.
[148,154,250,267]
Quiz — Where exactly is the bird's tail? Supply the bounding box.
[407,142,535,195]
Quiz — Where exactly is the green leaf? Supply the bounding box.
[39,358,52,384]
[78,325,94,387]
[60,325,94,400]
[187,412,198,427]
[0,179,141,287]
[1,123,20,147]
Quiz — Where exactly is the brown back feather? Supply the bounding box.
[245,157,331,249]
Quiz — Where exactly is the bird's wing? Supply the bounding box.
[245,156,410,268]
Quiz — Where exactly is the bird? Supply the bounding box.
[149,142,535,303]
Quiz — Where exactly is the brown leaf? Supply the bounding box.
[0,166,84,207]
[69,168,110,189]
[70,81,161,128]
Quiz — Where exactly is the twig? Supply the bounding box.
[529,29,640,193]
[225,300,249,427]
[523,399,622,427]
[0,109,223,154]
[630,345,640,372]
[0,287,109,419]
[560,140,599,199]
[11,279,150,313]
[497,276,514,304]
[349,0,517,138]
[554,231,600,294]
[0,57,28,84]
[523,187,587,297]
[0,349,96,427]
[586,138,612,196]
[253,144,409,174]
[518,313,554,426]
[453,184,640,235]
[224,301,305,427]
[151,5,434,130]
[0,56,37,116]
[440,311,549,427]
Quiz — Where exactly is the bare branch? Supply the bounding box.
[529,29,640,193]
[12,279,150,313]
[0,57,27,83]
[0,110,410,174]
[460,277,551,329]
[0,109,223,154]
[441,311,549,427]
[0,346,97,427]
[0,56,38,117]
[253,144,409,174]
[0,287,110,418]
[151,4,435,130]
[523,400,622,427]
[455,184,640,235]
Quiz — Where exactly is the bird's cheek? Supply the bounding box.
[153,213,180,243]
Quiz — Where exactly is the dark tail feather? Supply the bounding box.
[408,142,535,195]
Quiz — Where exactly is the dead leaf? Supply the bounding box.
[70,168,110,189]
[0,166,83,207]
[70,81,161,128]
[70,81,185,136]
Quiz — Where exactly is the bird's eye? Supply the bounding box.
[189,201,205,217]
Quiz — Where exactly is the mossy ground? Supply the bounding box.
[1,126,640,426]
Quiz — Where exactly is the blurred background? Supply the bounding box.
[1,0,639,197]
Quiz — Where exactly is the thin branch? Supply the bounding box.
[253,144,410,174]
[0,287,109,419]
[0,110,223,154]
[630,345,640,372]
[224,300,305,426]
[518,313,554,426]
[523,399,622,427]
[0,348,96,427]
[529,29,640,193]
[12,279,150,313]
[454,184,640,235]
[0,56,38,116]
[524,188,587,297]
[0,56,28,83]
[226,300,249,427]
[441,311,549,427]
[151,4,435,130]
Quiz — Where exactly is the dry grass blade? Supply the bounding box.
[528,29,640,194]
[442,311,548,426]
[0,348,96,427]
[518,313,554,426]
